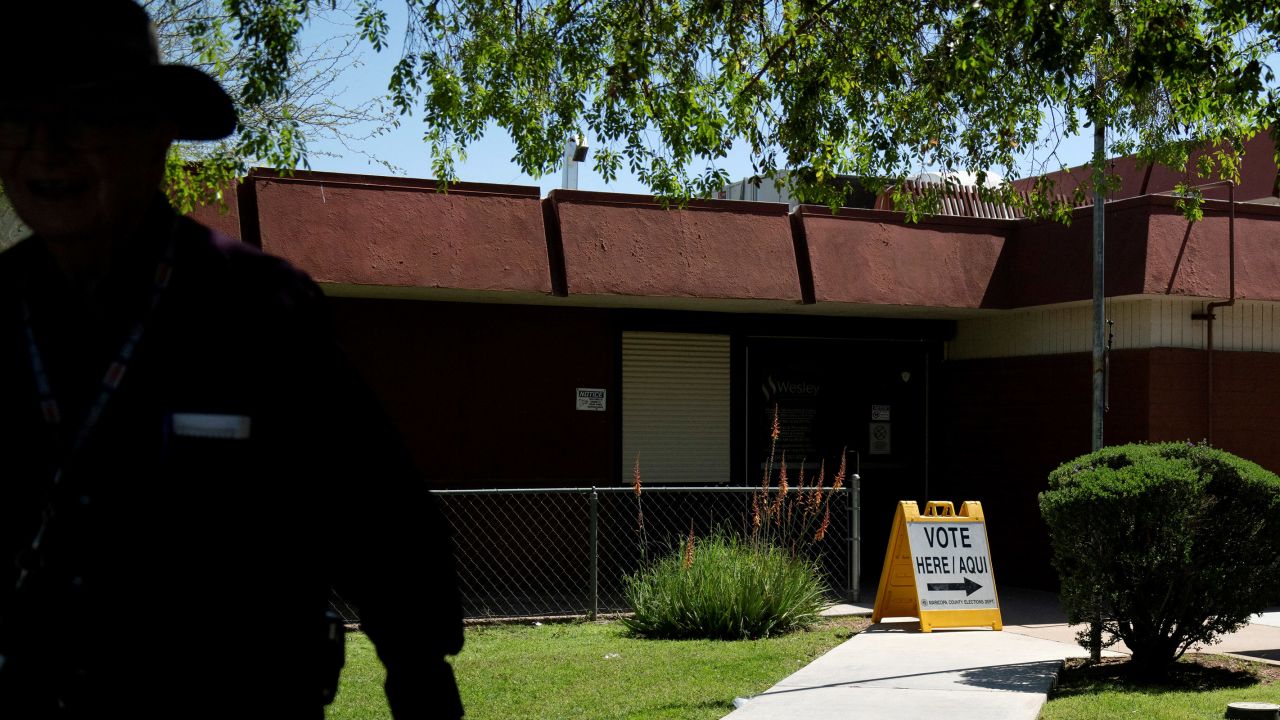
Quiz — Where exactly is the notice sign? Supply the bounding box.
[576,388,607,411]
[872,500,1002,632]
[906,521,998,612]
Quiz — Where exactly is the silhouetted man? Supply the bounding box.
[0,2,464,718]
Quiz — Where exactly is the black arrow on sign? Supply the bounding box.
[926,577,983,596]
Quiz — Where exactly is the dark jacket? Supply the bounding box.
[0,203,464,718]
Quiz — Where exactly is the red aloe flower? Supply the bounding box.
[814,507,831,542]
[632,453,642,497]
[683,520,696,569]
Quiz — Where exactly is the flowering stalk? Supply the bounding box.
[813,459,826,511]
[633,453,643,498]
[814,507,831,542]
[633,453,647,561]
[773,452,789,522]
[683,519,696,570]
[831,450,847,493]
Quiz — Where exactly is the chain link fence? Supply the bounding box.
[418,482,862,621]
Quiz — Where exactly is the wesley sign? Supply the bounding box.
[872,500,1002,632]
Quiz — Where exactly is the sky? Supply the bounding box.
[296,5,1105,197]
[299,4,777,195]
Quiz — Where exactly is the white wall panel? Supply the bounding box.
[950,298,1280,359]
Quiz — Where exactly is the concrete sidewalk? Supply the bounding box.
[722,588,1280,720]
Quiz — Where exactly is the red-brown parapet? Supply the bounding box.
[548,190,803,306]
[186,182,242,242]
[1144,199,1280,300]
[1009,196,1280,305]
[1012,131,1279,203]
[189,168,1280,312]
[249,169,552,296]
[795,206,1015,310]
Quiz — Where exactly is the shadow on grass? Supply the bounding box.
[644,699,736,714]
[1053,656,1269,699]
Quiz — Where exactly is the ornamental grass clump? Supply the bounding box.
[1040,442,1280,678]
[622,531,828,640]
[624,406,839,640]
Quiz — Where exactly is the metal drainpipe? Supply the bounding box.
[1189,181,1236,445]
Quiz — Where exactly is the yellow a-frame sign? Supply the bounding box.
[871,500,1002,632]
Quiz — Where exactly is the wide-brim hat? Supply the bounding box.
[0,0,237,141]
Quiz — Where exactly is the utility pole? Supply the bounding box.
[1091,114,1106,454]
[1087,73,1106,664]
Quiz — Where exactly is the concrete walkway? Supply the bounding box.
[722,588,1280,720]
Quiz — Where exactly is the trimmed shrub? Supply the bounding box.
[1040,442,1280,676]
[622,532,828,640]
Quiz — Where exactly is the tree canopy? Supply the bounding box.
[11,0,1275,218]
[1,0,395,224]
[210,0,1277,216]
[150,0,396,212]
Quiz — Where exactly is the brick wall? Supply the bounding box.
[936,350,1147,588]
[937,347,1280,588]
[1149,348,1280,470]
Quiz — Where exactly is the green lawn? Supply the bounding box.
[327,616,868,720]
[1039,655,1280,720]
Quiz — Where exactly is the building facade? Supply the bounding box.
[193,144,1280,588]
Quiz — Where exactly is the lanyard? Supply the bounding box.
[14,228,177,591]
[22,233,176,458]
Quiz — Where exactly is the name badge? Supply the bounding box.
[171,413,251,440]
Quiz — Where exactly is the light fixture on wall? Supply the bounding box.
[562,135,589,189]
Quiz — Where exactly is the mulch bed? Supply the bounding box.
[1055,654,1280,696]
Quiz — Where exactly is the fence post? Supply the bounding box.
[589,486,599,620]
[848,474,861,603]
